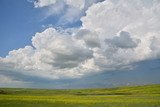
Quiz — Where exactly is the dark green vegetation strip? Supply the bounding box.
[0,84,160,107]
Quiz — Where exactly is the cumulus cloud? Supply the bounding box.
[105,31,140,49]
[76,29,101,48]
[0,28,97,79]
[81,0,160,62]
[0,0,160,80]
[32,28,93,69]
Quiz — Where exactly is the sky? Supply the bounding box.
[0,0,160,89]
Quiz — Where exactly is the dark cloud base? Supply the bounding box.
[1,59,159,89]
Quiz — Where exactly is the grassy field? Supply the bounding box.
[0,84,160,107]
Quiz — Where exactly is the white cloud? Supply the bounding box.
[81,0,160,62]
[0,28,96,79]
[0,0,160,80]
[76,29,101,48]
[32,28,93,69]
[105,31,140,49]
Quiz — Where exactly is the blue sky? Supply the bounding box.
[0,0,160,88]
[0,0,41,57]
[0,0,83,57]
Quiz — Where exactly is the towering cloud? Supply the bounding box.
[81,0,160,62]
[0,28,96,79]
[0,0,160,79]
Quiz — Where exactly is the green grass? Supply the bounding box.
[0,84,160,107]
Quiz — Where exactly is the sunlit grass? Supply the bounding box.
[0,84,160,107]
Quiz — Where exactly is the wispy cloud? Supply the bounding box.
[33,0,103,25]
